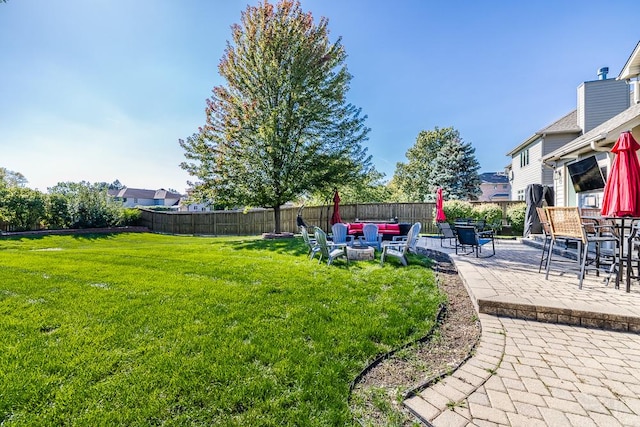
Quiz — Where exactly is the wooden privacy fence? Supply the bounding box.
[138,201,521,236]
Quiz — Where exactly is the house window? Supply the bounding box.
[517,189,525,201]
[502,184,508,189]
[520,149,530,167]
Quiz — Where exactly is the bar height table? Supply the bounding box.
[604,216,640,292]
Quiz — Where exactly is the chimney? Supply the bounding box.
[597,67,609,80]
[577,67,629,132]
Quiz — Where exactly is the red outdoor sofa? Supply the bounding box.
[345,222,401,241]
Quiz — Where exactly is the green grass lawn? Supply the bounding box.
[0,233,444,426]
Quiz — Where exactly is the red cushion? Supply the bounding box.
[380,224,400,234]
[348,222,400,235]
[347,223,363,234]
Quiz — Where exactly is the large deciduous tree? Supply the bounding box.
[0,167,28,188]
[180,0,371,233]
[304,169,391,205]
[392,127,481,202]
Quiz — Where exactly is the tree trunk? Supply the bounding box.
[273,205,281,234]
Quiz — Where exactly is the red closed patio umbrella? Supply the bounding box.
[330,189,342,225]
[601,131,640,217]
[435,187,446,222]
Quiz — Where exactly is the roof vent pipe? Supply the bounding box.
[597,67,609,80]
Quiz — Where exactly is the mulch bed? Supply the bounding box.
[350,249,481,425]
[261,232,295,239]
[0,226,149,238]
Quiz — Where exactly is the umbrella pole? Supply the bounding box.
[326,197,330,232]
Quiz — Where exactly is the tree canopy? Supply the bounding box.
[429,136,482,200]
[0,167,28,188]
[392,127,481,202]
[180,0,371,232]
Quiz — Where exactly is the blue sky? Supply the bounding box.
[1,0,638,193]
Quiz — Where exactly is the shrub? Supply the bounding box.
[506,203,527,235]
[442,200,474,223]
[48,181,123,229]
[118,208,142,226]
[474,203,504,231]
[44,193,72,229]
[0,187,46,231]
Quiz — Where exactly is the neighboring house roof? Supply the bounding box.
[480,172,510,184]
[153,189,182,199]
[114,187,183,200]
[618,40,640,80]
[543,102,640,163]
[506,110,581,156]
[490,193,510,198]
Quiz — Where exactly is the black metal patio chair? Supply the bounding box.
[454,225,495,258]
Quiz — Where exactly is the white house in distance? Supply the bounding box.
[109,187,183,208]
[178,199,213,212]
[177,188,214,212]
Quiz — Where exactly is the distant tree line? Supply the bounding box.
[0,169,139,232]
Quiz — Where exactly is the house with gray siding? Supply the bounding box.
[506,111,581,200]
[542,41,640,208]
[506,68,630,201]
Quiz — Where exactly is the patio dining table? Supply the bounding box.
[593,216,640,292]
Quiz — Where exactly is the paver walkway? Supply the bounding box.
[405,237,640,427]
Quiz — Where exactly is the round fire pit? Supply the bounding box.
[346,245,375,261]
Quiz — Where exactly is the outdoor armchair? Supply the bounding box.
[474,219,486,232]
[330,223,355,246]
[544,207,617,289]
[314,228,348,266]
[437,222,456,248]
[380,222,421,266]
[535,207,552,273]
[358,223,382,250]
[454,225,495,258]
[300,226,320,259]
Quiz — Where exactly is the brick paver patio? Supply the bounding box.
[406,237,640,426]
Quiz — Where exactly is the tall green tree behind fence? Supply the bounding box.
[180,0,371,234]
[138,201,521,236]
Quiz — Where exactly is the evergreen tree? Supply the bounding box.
[429,136,482,201]
[180,0,371,233]
[392,127,477,202]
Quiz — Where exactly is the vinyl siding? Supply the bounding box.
[510,137,543,200]
[577,79,630,133]
[541,133,580,189]
[543,133,580,157]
